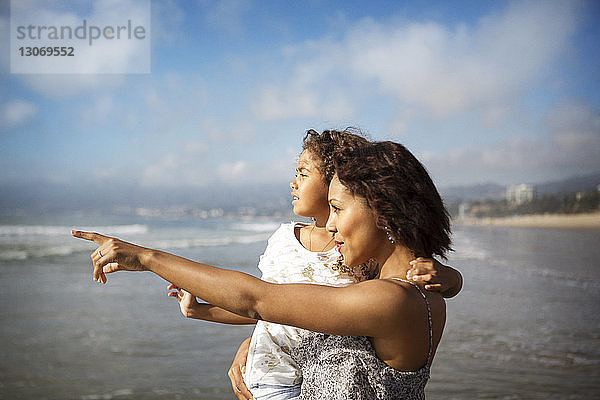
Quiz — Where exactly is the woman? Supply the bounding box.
[72,139,452,399]
[290,141,450,398]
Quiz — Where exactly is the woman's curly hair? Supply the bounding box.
[333,141,452,259]
[302,128,369,184]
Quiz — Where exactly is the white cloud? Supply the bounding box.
[11,0,149,72]
[140,148,295,188]
[545,100,600,169]
[422,100,600,185]
[387,108,416,136]
[218,160,246,181]
[140,153,177,187]
[182,140,208,156]
[255,1,579,129]
[192,117,254,143]
[547,99,600,135]
[0,100,38,130]
[81,95,115,123]
[255,85,355,121]
[5,0,187,96]
[65,72,209,138]
[140,152,211,188]
[19,74,128,98]
[139,133,247,188]
[9,0,152,95]
[233,157,295,185]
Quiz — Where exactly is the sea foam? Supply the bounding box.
[0,224,148,236]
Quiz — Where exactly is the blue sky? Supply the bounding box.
[1,0,599,203]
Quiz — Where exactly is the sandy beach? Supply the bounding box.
[456,212,600,229]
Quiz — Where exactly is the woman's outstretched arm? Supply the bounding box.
[72,230,422,338]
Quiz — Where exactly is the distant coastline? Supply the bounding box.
[455,211,600,229]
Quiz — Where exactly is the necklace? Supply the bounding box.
[329,256,377,279]
[309,224,335,252]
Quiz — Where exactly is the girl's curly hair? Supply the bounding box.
[333,141,452,259]
[302,128,369,184]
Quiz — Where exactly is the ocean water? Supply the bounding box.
[1,214,599,399]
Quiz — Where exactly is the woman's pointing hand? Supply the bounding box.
[71,230,148,283]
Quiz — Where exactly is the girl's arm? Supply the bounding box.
[167,285,257,325]
[72,231,421,338]
[407,258,463,298]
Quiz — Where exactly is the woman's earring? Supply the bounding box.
[384,227,394,244]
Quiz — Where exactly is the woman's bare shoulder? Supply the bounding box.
[372,278,443,317]
[349,278,425,311]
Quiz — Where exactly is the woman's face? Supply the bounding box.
[289,151,330,219]
[326,175,388,267]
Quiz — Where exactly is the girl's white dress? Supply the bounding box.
[244,222,373,389]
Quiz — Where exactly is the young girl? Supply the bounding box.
[78,130,462,400]
[170,129,378,399]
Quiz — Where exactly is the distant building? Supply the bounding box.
[458,202,470,219]
[506,184,536,205]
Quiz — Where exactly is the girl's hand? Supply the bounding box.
[228,337,253,400]
[71,230,148,284]
[407,257,445,291]
[167,284,200,318]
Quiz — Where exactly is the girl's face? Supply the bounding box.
[326,175,388,267]
[289,151,330,220]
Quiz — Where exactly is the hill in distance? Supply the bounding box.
[440,172,600,203]
[1,172,599,216]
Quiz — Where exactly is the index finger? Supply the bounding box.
[71,230,108,244]
[424,283,443,292]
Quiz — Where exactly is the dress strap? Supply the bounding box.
[389,277,433,366]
